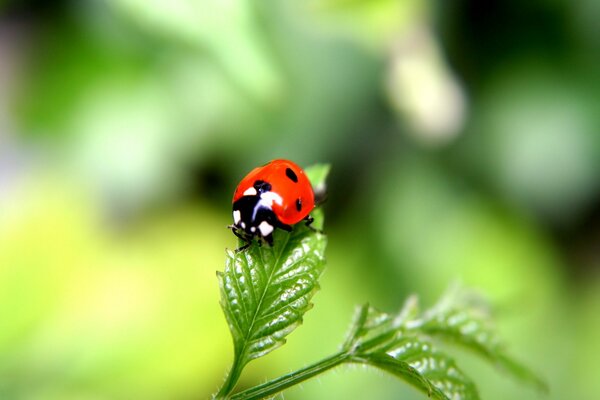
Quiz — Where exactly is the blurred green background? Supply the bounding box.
[1,0,599,399]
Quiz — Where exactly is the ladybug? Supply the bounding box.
[230,159,315,250]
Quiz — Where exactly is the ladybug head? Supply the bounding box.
[232,194,278,243]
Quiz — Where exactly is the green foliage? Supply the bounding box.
[216,227,327,396]
[215,165,544,400]
[416,289,549,392]
[219,230,326,362]
[343,300,478,400]
[341,291,548,399]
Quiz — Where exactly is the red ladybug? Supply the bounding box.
[230,159,315,249]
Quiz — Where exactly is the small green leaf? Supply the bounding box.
[418,290,548,392]
[356,353,450,400]
[371,336,478,400]
[344,296,420,351]
[305,163,330,231]
[304,163,331,195]
[346,304,479,400]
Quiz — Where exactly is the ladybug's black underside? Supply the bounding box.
[231,195,291,248]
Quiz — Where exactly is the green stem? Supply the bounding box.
[214,356,245,400]
[230,351,349,400]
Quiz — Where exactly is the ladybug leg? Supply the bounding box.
[230,225,253,252]
[271,215,292,232]
[264,234,274,246]
[304,215,323,233]
[235,242,251,253]
[230,226,244,240]
[278,223,292,232]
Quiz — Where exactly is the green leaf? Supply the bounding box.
[343,297,419,351]
[356,353,450,400]
[304,163,331,195]
[345,303,479,400]
[304,163,330,231]
[366,337,478,400]
[339,289,546,399]
[223,287,544,400]
[417,289,549,392]
[218,228,326,364]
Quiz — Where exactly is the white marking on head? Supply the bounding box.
[250,226,256,233]
[233,210,241,224]
[258,191,283,208]
[243,187,257,196]
[258,221,274,237]
[241,222,246,229]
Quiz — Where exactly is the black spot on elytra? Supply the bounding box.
[253,180,272,193]
[285,168,298,183]
[296,198,302,212]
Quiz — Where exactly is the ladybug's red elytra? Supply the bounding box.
[230,159,315,250]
